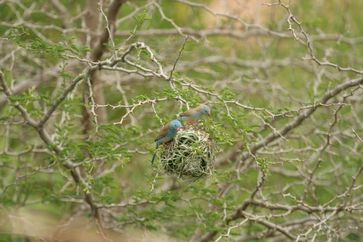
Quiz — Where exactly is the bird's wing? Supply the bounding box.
[155,123,170,141]
[179,107,198,118]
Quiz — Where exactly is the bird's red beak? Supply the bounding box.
[208,112,211,117]
[177,127,181,131]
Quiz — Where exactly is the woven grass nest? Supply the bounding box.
[159,127,215,177]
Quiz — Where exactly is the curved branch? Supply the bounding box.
[199,76,363,241]
[216,76,363,167]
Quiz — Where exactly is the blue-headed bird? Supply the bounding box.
[178,104,211,125]
[151,119,182,164]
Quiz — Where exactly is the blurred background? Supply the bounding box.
[0,0,362,241]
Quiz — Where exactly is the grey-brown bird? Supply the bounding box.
[178,104,211,125]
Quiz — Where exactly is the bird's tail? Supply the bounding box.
[177,116,185,123]
[151,144,159,164]
[151,152,157,164]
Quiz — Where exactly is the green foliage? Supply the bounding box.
[133,10,152,32]
[256,157,269,175]
[0,1,362,241]
[7,27,65,59]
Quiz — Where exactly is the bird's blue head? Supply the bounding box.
[200,104,211,116]
[170,119,182,131]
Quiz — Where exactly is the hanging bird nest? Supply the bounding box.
[159,127,215,177]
